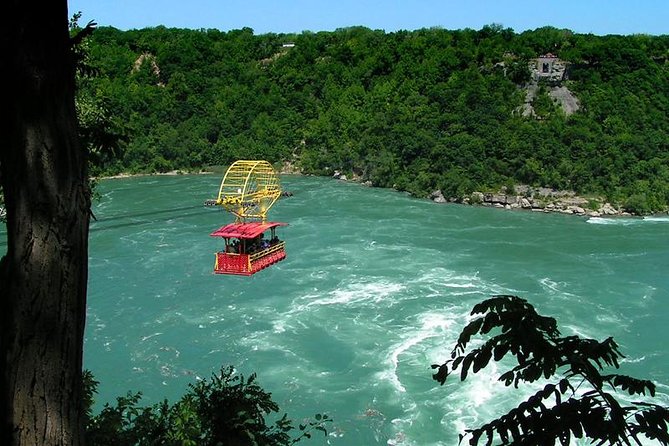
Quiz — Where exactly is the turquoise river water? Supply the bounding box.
[9,174,669,445]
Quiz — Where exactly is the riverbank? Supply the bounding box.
[98,167,666,218]
[329,170,661,218]
[99,169,213,180]
[427,186,627,217]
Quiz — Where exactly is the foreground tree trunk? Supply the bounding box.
[1,1,90,445]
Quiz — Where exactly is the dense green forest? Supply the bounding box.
[79,24,669,213]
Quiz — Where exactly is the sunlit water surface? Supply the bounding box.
[81,175,669,445]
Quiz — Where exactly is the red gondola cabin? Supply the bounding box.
[210,221,287,276]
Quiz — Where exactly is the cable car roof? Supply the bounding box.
[210,221,287,239]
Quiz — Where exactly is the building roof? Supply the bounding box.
[210,221,287,239]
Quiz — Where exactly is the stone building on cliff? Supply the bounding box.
[531,53,568,83]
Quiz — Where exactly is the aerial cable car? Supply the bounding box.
[208,160,287,276]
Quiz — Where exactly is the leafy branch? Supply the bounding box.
[432,295,669,445]
[84,365,331,445]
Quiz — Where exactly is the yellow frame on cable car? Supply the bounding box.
[215,160,281,222]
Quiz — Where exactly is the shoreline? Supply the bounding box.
[96,169,213,180]
[427,187,626,218]
[95,169,668,218]
[331,171,667,218]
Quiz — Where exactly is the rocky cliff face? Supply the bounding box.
[518,55,581,118]
[519,82,581,117]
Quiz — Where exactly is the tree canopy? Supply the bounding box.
[80,25,669,213]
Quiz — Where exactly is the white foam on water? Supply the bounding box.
[373,264,628,445]
[409,269,491,296]
[85,312,107,335]
[587,217,621,225]
[380,271,482,343]
[622,355,647,364]
[385,356,522,446]
[440,366,623,445]
[256,270,495,445]
[594,312,622,325]
[653,383,669,406]
[137,179,159,185]
[130,339,183,379]
[272,319,287,333]
[378,311,457,393]
[118,234,140,245]
[166,305,232,328]
[140,332,163,342]
[372,276,504,444]
[300,280,405,309]
[539,277,580,300]
[309,269,329,280]
[587,216,669,226]
[444,359,503,412]
[644,216,669,222]
[562,323,602,341]
[235,327,299,359]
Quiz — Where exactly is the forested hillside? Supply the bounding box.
[80,25,669,213]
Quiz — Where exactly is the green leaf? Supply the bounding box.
[461,354,474,381]
[493,342,509,361]
[457,318,483,350]
[472,344,493,374]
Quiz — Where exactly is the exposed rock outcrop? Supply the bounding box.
[333,170,347,181]
[428,185,627,217]
[132,53,163,86]
[518,54,580,117]
[429,190,447,203]
[520,82,580,117]
[280,160,302,174]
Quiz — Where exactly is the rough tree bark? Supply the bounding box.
[1,1,90,445]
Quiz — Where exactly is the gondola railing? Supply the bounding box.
[214,241,286,275]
